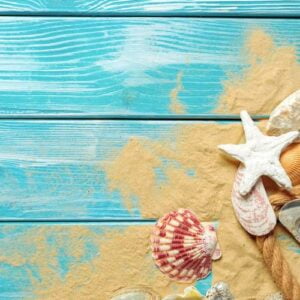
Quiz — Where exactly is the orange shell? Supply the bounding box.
[280,143,300,186]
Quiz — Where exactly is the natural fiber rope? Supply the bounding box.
[255,185,300,300]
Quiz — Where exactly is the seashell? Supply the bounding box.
[151,208,221,283]
[264,292,284,300]
[278,199,300,243]
[280,143,300,186]
[231,165,276,236]
[111,287,160,300]
[267,90,300,136]
[162,286,204,300]
[206,281,234,300]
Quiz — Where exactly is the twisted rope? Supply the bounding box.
[256,185,300,300]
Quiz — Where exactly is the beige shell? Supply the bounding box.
[280,143,300,186]
[111,287,160,300]
[267,90,300,136]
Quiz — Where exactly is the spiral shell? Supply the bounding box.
[280,143,300,186]
[151,208,221,283]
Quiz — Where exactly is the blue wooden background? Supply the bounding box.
[0,1,299,299]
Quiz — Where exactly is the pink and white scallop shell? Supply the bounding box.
[150,208,221,283]
[232,165,276,236]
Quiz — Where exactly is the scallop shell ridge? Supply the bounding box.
[151,208,219,283]
[280,143,300,186]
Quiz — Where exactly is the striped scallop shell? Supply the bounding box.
[280,143,300,186]
[151,208,220,283]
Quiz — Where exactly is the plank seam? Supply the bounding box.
[0,116,270,121]
[0,14,298,19]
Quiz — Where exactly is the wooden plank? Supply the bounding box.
[0,119,243,220]
[0,0,299,16]
[0,17,298,117]
[0,222,213,298]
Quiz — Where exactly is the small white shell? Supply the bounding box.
[278,199,300,243]
[162,286,204,300]
[267,90,300,136]
[206,281,234,300]
[231,165,276,236]
[111,287,160,300]
[151,208,221,283]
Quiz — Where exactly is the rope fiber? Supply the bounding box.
[256,185,300,300]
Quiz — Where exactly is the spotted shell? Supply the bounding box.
[111,287,160,300]
[206,281,234,300]
[280,143,300,186]
[151,208,221,283]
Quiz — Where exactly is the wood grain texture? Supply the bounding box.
[0,17,298,117]
[0,0,299,16]
[0,120,178,220]
[0,222,213,298]
[0,119,237,220]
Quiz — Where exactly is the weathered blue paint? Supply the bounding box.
[0,119,241,220]
[0,18,298,117]
[195,273,213,296]
[0,0,298,17]
[0,2,298,298]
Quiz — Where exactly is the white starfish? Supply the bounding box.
[218,110,299,196]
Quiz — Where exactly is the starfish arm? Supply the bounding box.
[218,144,246,163]
[239,166,261,196]
[240,110,264,141]
[271,131,299,155]
[265,161,292,190]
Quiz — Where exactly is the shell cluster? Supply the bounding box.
[151,208,221,283]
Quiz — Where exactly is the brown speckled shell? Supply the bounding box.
[280,143,300,186]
